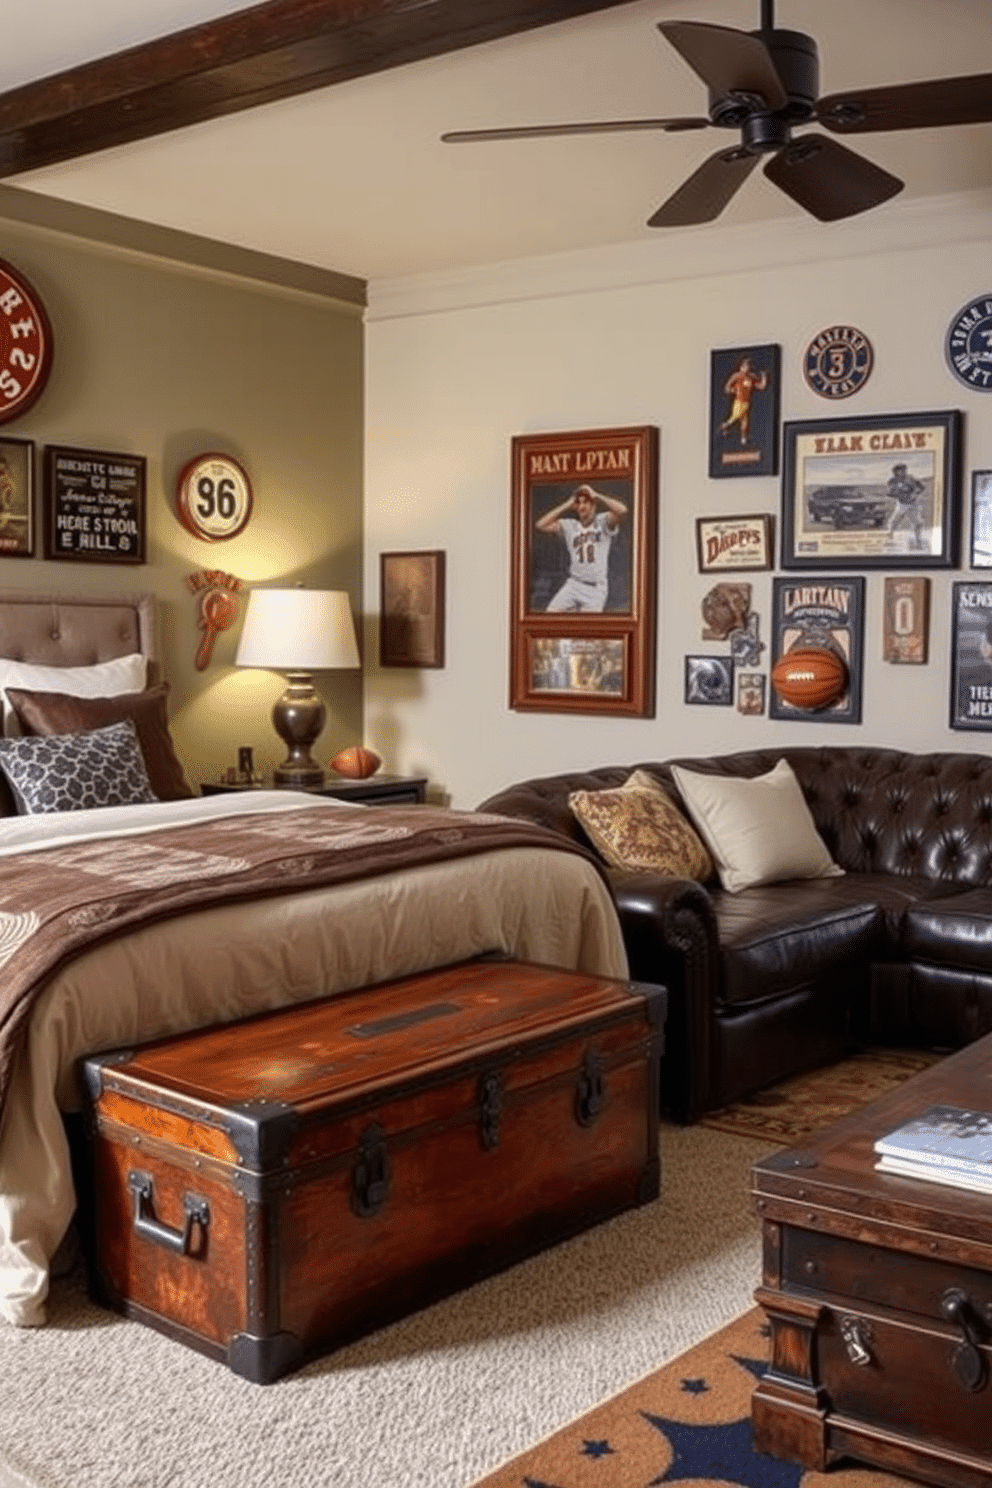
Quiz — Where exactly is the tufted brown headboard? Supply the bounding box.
[0,590,157,673]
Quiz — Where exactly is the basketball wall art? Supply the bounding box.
[769,576,865,725]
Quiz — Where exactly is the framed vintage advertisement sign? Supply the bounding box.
[510,425,657,716]
[695,513,772,573]
[950,582,992,730]
[769,576,865,724]
[780,410,961,570]
[709,344,780,478]
[379,549,445,668]
[0,437,34,557]
[44,445,146,564]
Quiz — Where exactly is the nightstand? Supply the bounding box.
[201,774,427,806]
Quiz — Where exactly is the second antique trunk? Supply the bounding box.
[82,957,666,1382]
[751,1035,992,1488]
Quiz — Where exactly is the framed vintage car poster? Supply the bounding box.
[950,581,992,730]
[769,576,865,724]
[709,344,780,478]
[780,410,961,570]
[510,425,657,716]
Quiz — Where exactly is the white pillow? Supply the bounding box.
[0,654,147,736]
[670,758,844,894]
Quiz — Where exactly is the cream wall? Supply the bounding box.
[363,190,992,809]
[0,191,365,788]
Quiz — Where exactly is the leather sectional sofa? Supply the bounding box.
[479,747,992,1122]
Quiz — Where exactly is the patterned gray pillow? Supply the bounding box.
[0,718,159,814]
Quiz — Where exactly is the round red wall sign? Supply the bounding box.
[0,258,53,425]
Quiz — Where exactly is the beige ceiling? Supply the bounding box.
[6,0,992,282]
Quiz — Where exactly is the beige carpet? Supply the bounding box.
[0,1122,772,1488]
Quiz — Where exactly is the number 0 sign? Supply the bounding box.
[176,452,253,541]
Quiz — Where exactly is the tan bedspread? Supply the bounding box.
[0,796,627,1328]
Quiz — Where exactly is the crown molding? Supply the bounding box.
[366,188,992,322]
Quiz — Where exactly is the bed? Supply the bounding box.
[0,591,628,1329]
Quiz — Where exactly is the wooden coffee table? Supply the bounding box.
[751,1036,992,1488]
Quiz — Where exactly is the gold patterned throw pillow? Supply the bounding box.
[568,769,714,880]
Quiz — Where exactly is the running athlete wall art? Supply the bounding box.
[509,425,658,717]
[709,344,781,479]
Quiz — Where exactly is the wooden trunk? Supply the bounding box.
[751,1034,992,1488]
[82,958,665,1383]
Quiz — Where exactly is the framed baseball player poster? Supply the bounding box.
[509,425,658,716]
[780,409,961,570]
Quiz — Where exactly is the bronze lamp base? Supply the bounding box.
[271,671,326,788]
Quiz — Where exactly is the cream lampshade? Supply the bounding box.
[235,588,361,788]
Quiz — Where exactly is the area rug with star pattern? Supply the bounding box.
[469,1307,916,1488]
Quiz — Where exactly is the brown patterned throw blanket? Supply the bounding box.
[0,802,597,1124]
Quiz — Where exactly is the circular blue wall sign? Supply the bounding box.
[946,295,992,391]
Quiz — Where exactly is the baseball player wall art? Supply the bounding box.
[535,484,627,612]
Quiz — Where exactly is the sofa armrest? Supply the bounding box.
[607,869,720,1123]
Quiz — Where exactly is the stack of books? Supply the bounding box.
[874,1104,992,1194]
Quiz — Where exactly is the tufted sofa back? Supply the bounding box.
[478,746,992,889]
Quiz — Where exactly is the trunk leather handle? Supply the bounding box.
[128,1170,210,1256]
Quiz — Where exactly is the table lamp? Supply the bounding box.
[235,587,361,788]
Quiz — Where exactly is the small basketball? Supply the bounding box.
[771,646,848,711]
[329,745,381,779]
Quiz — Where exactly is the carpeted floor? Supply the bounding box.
[0,1122,772,1488]
[0,1047,934,1488]
[469,1307,919,1488]
[699,1046,944,1145]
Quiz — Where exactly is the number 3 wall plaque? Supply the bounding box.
[175,452,253,541]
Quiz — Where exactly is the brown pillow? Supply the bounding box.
[6,683,194,801]
[568,768,714,880]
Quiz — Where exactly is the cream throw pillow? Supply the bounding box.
[568,769,714,880]
[670,758,843,894]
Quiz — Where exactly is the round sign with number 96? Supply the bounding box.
[176,452,252,541]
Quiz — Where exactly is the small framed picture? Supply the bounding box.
[709,345,780,478]
[379,549,445,668]
[883,576,930,664]
[0,437,34,557]
[527,635,626,700]
[969,470,992,568]
[685,654,733,706]
[736,671,766,715]
[950,581,992,730]
[695,513,773,573]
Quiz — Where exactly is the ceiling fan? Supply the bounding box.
[441,1,992,226]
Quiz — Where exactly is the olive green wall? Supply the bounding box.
[0,187,365,788]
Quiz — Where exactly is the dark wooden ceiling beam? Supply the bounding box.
[0,0,636,178]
